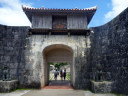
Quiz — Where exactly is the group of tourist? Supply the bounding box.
[53,68,66,80]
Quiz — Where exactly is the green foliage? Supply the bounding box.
[111,92,128,96]
[50,62,68,70]
[1,66,4,70]
[12,88,34,92]
[115,24,119,30]
[97,56,101,59]
[50,62,54,65]
[90,79,95,81]
[66,73,71,80]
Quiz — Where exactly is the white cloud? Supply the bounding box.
[0,0,32,26]
[105,0,128,23]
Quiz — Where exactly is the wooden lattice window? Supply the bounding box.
[52,15,67,29]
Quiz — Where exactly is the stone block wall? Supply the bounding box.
[0,24,29,81]
[0,24,92,89]
[0,80,18,92]
[91,81,113,93]
[23,35,91,89]
[74,41,91,89]
[90,7,128,94]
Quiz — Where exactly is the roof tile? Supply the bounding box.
[22,6,97,11]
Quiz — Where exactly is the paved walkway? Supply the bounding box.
[22,89,84,96]
[49,80,71,86]
[23,89,117,96]
[43,85,73,89]
[43,79,73,89]
[0,89,117,96]
[0,79,117,96]
[0,90,30,96]
[0,80,117,96]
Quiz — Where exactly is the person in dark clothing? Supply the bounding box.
[60,69,63,80]
[63,69,66,80]
[54,69,58,80]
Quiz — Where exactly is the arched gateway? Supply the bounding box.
[21,6,97,89]
[42,44,74,86]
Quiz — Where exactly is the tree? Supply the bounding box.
[50,62,68,70]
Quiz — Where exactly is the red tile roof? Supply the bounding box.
[22,6,97,24]
[22,6,97,11]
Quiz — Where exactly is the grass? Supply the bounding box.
[114,94,128,96]
[83,90,128,96]
[111,92,128,96]
[66,73,70,80]
[49,74,54,80]
[12,88,34,92]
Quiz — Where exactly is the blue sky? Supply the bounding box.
[0,0,128,27]
[22,0,112,27]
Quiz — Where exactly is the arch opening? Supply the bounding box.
[41,44,74,87]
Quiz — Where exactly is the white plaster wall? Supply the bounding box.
[25,35,91,87]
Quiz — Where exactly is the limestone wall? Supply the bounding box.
[24,35,91,89]
[0,25,29,80]
[90,7,128,94]
[0,24,91,89]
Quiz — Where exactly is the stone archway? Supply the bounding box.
[41,44,74,87]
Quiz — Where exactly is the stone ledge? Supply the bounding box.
[91,81,113,93]
[0,80,18,93]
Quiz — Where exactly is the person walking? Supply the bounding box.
[63,68,66,80]
[54,69,58,80]
[60,69,63,80]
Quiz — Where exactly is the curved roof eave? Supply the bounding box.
[22,6,97,25]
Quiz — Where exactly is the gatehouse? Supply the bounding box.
[21,6,97,88]
[0,5,128,95]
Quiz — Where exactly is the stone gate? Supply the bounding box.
[0,5,128,95]
[19,6,97,88]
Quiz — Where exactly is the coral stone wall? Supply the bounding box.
[0,25,29,80]
[23,35,91,89]
[0,24,91,89]
[90,7,128,94]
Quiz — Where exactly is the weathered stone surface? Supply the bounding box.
[0,80,18,92]
[90,7,128,95]
[0,25,30,83]
[91,81,113,93]
[23,35,90,88]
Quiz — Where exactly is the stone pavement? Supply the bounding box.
[0,80,117,96]
[49,80,71,86]
[43,80,72,89]
[84,91,116,96]
[22,89,84,96]
[43,86,73,89]
[0,90,30,96]
[0,89,117,96]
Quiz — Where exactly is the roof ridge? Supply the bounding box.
[22,5,97,11]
